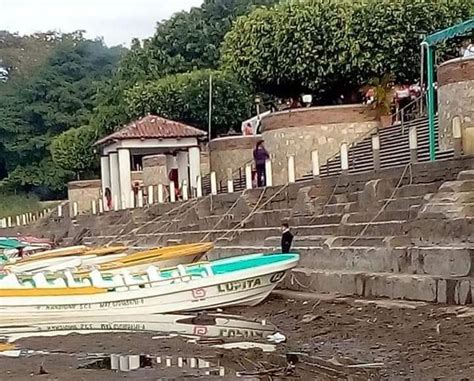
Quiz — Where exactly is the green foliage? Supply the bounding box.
[126,70,253,137]
[93,0,278,135]
[0,35,124,196]
[51,125,99,178]
[0,193,40,219]
[222,0,474,100]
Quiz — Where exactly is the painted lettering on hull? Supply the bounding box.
[35,298,145,311]
[217,278,262,293]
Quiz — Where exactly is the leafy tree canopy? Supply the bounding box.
[0,35,124,197]
[126,70,253,137]
[51,125,99,179]
[93,0,278,135]
[222,0,474,101]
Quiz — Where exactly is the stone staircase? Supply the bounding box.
[308,116,454,178]
[11,154,473,306]
[53,156,472,306]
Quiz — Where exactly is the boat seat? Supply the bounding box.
[64,271,92,288]
[90,270,125,289]
[146,266,162,282]
[121,270,146,287]
[0,273,31,289]
[202,264,214,277]
[32,273,66,288]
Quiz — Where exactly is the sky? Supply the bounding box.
[0,0,203,46]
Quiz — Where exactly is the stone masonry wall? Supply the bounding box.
[210,135,262,184]
[261,104,379,185]
[142,154,168,187]
[67,180,101,214]
[438,57,474,153]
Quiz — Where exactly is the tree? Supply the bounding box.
[92,0,278,135]
[0,35,124,196]
[221,0,474,101]
[125,70,253,137]
[51,125,99,179]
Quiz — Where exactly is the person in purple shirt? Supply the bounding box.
[253,140,270,187]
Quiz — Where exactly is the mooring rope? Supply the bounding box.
[348,163,413,247]
[217,184,289,243]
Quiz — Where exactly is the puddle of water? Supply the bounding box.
[0,312,275,344]
[78,353,260,379]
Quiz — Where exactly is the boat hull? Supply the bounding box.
[0,258,296,320]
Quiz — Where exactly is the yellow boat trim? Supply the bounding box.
[0,286,106,297]
[0,343,15,352]
[12,245,128,265]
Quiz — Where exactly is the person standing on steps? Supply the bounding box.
[253,140,269,187]
[281,223,294,254]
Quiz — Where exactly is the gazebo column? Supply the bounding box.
[177,150,189,189]
[109,152,121,209]
[118,148,132,208]
[188,146,201,189]
[100,155,111,210]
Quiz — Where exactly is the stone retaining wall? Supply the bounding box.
[261,104,379,185]
[438,57,474,154]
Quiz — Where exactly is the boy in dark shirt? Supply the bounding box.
[281,223,294,253]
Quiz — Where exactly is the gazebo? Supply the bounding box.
[95,115,206,209]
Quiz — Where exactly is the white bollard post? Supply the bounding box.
[182,180,189,201]
[7,216,12,227]
[409,126,418,163]
[312,150,320,177]
[227,178,234,193]
[114,195,119,211]
[170,182,176,202]
[138,189,144,207]
[340,143,349,172]
[28,212,33,222]
[245,164,253,190]
[210,171,217,195]
[158,184,164,204]
[1,218,6,229]
[196,176,203,198]
[22,214,27,225]
[16,216,20,226]
[129,190,135,209]
[57,204,63,218]
[98,199,104,214]
[148,185,154,205]
[72,202,78,217]
[91,200,97,215]
[372,134,381,171]
[288,156,296,183]
[265,159,273,187]
[226,168,234,193]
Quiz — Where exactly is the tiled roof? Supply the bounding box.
[95,115,206,146]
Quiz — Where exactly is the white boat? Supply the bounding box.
[0,253,299,319]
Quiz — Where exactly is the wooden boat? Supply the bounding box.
[6,243,212,275]
[0,253,299,319]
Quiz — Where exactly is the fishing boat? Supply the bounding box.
[6,243,213,275]
[0,253,299,319]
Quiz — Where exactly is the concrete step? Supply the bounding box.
[395,183,440,197]
[213,245,473,277]
[284,268,473,305]
[382,195,430,210]
[264,235,331,248]
[114,220,409,247]
[323,202,358,214]
[343,209,417,224]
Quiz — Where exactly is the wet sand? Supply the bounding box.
[0,293,473,380]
